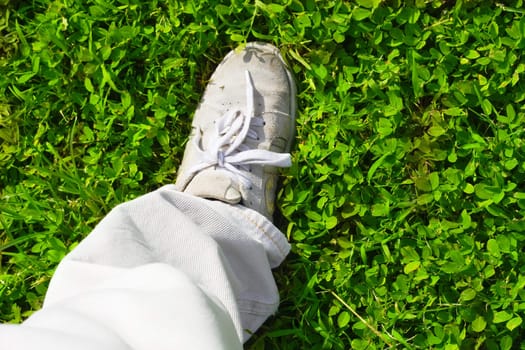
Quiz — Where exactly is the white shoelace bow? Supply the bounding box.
[187,70,291,189]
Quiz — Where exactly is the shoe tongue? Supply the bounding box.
[184,168,242,204]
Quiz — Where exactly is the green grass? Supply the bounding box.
[1,0,525,349]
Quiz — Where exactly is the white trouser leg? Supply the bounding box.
[0,185,290,349]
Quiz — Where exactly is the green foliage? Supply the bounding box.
[1,0,525,349]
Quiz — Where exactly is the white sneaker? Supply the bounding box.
[174,42,297,220]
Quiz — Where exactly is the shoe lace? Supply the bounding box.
[187,70,292,189]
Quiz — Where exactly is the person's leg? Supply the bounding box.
[0,42,296,350]
[44,187,291,343]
